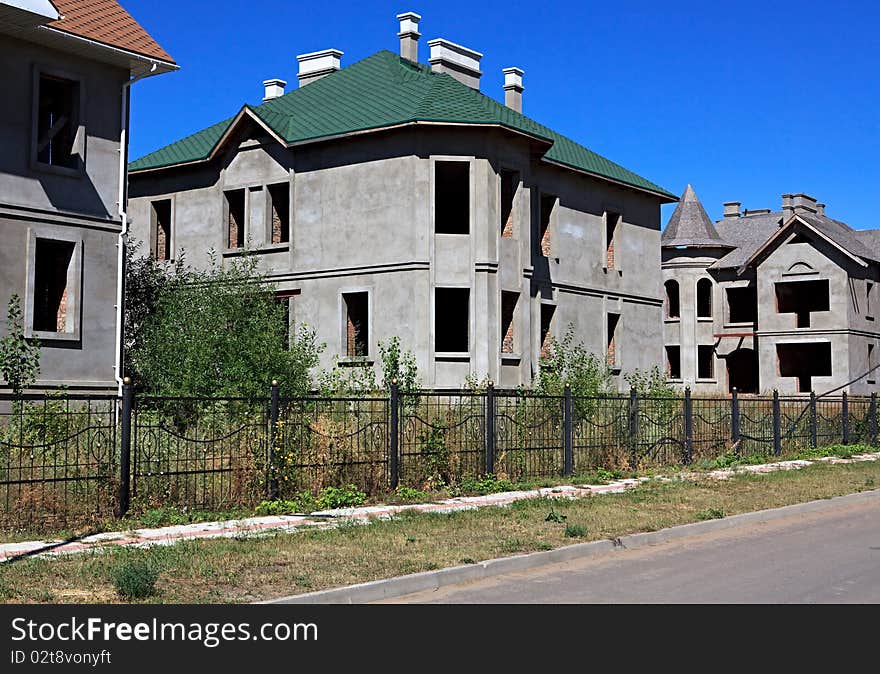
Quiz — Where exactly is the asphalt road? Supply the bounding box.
[377,492,880,603]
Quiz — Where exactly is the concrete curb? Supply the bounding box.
[262,488,880,604]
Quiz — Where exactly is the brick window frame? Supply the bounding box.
[24,228,83,342]
[339,289,372,362]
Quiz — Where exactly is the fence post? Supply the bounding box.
[118,377,133,518]
[390,381,400,489]
[772,389,781,456]
[628,386,638,468]
[268,380,280,500]
[842,392,849,445]
[871,393,878,446]
[731,387,741,456]
[683,386,693,465]
[809,390,817,449]
[485,381,496,475]
[563,385,573,476]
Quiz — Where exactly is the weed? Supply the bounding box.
[316,485,367,510]
[500,538,525,553]
[455,474,515,496]
[392,486,430,504]
[110,553,158,601]
[459,557,476,565]
[255,494,316,516]
[695,507,725,521]
[865,477,875,488]
[564,523,588,538]
[545,508,567,523]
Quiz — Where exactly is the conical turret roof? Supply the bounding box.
[662,184,732,248]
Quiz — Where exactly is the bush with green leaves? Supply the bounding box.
[0,294,41,398]
[315,484,367,510]
[536,325,612,399]
[127,246,322,399]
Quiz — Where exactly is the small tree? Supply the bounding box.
[536,324,612,399]
[129,250,322,398]
[0,294,41,399]
[378,336,419,393]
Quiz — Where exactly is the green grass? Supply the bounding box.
[0,457,877,604]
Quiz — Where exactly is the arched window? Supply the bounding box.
[696,278,713,319]
[664,280,680,319]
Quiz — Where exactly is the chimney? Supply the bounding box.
[503,67,524,112]
[782,194,794,221]
[428,38,482,90]
[792,193,818,215]
[262,78,286,101]
[723,202,741,219]
[397,11,421,62]
[297,49,343,87]
[817,203,826,216]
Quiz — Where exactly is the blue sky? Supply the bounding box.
[128,0,879,229]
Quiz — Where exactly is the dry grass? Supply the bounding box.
[0,459,877,604]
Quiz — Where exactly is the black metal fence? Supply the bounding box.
[1,384,878,529]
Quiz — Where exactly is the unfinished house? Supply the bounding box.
[662,185,880,395]
[0,0,176,392]
[127,12,676,390]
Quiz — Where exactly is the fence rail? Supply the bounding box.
[0,384,877,528]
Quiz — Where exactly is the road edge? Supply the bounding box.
[261,488,880,604]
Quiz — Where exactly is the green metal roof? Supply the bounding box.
[130,50,675,199]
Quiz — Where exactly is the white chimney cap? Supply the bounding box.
[397,11,421,36]
[297,49,343,86]
[503,67,524,91]
[262,78,287,101]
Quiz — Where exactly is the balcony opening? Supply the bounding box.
[268,183,290,244]
[435,161,470,234]
[151,199,171,261]
[540,303,556,358]
[697,345,714,379]
[664,280,680,319]
[435,288,469,352]
[696,278,712,319]
[775,279,829,328]
[665,345,681,379]
[500,291,518,353]
[539,194,555,257]
[777,342,832,393]
[33,239,75,333]
[500,170,519,238]
[37,74,79,169]
[225,189,245,249]
[607,313,620,367]
[726,286,757,324]
[605,211,620,269]
[343,292,369,358]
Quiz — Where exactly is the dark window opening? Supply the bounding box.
[788,233,811,244]
[540,303,556,359]
[665,280,680,318]
[869,343,876,385]
[777,342,832,393]
[268,183,290,244]
[500,291,518,353]
[37,74,78,168]
[868,282,874,319]
[500,170,519,238]
[697,345,714,379]
[33,239,75,333]
[343,292,369,357]
[727,286,758,324]
[539,194,555,257]
[225,189,245,249]
[607,313,620,366]
[152,199,172,261]
[727,348,758,393]
[775,279,829,328]
[435,288,469,352]
[274,292,296,351]
[605,211,620,269]
[696,278,712,319]
[666,345,681,379]
[435,162,470,234]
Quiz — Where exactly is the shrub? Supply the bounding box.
[393,486,430,503]
[564,523,588,538]
[316,484,367,510]
[455,474,514,496]
[111,554,159,600]
[0,294,41,399]
[255,493,317,516]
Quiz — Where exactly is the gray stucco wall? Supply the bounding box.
[0,34,127,392]
[129,125,666,390]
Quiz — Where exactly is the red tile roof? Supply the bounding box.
[47,0,175,64]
